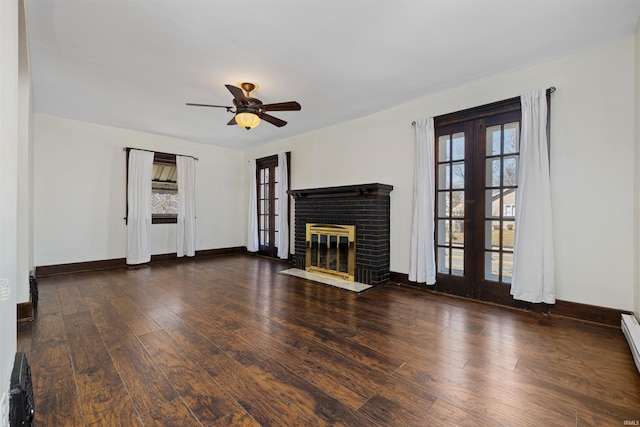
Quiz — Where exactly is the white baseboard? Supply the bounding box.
[621,313,640,374]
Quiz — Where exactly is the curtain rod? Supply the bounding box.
[123,147,198,161]
[411,86,556,126]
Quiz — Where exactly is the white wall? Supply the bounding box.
[17,0,33,304]
[0,0,19,421]
[635,17,640,318]
[34,115,246,266]
[247,37,636,311]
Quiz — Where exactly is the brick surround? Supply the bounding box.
[288,183,393,286]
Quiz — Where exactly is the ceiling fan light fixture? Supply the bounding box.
[235,112,261,130]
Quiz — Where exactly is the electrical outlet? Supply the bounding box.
[0,392,8,427]
[0,279,9,301]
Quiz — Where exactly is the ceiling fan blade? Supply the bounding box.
[186,103,233,109]
[260,113,287,127]
[261,101,302,112]
[225,84,248,103]
[227,116,237,126]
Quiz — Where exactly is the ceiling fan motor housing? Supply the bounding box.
[233,97,262,114]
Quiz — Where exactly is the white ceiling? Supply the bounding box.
[25,0,640,150]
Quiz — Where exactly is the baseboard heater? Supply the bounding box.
[621,314,640,374]
[9,352,34,427]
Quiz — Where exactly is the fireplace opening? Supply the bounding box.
[306,224,355,281]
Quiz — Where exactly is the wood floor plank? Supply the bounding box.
[209,409,261,427]
[234,322,376,409]
[86,306,178,415]
[63,312,113,373]
[199,351,316,427]
[513,355,640,411]
[139,330,240,425]
[75,365,141,427]
[366,371,439,419]
[30,311,68,350]
[147,307,226,364]
[235,308,393,395]
[176,308,266,367]
[394,360,576,426]
[140,398,202,427]
[463,355,640,423]
[271,310,406,374]
[56,279,89,316]
[358,393,429,426]
[247,357,377,426]
[28,344,84,427]
[426,398,503,427]
[110,295,163,337]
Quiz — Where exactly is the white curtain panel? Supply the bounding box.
[511,89,555,303]
[247,159,259,252]
[176,155,196,257]
[126,149,154,265]
[276,152,289,259]
[408,117,436,284]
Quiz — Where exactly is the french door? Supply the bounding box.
[255,153,290,258]
[434,100,524,307]
[256,155,279,257]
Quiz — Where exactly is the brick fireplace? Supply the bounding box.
[288,183,393,286]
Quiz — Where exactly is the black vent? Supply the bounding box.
[29,276,38,309]
[9,352,34,427]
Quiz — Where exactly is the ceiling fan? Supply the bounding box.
[186,82,301,130]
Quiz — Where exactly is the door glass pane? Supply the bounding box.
[503,189,517,217]
[437,247,449,274]
[437,220,450,245]
[451,220,464,247]
[503,122,519,154]
[485,221,501,249]
[451,163,464,189]
[484,252,500,281]
[502,221,515,248]
[438,192,450,217]
[486,189,501,217]
[451,248,464,276]
[486,125,501,156]
[451,191,464,217]
[438,164,450,189]
[452,132,465,160]
[438,135,451,162]
[486,158,501,187]
[503,156,518,186]
[502,252,514,283]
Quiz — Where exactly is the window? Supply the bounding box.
[151,152,178,224]
[503,203,515,217]
[126,149,178,224]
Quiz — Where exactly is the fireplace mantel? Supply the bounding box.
[288,183,393,199]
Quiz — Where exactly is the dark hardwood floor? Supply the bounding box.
[17,254,640,426]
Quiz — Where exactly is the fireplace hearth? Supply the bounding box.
[289,183,393,286]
